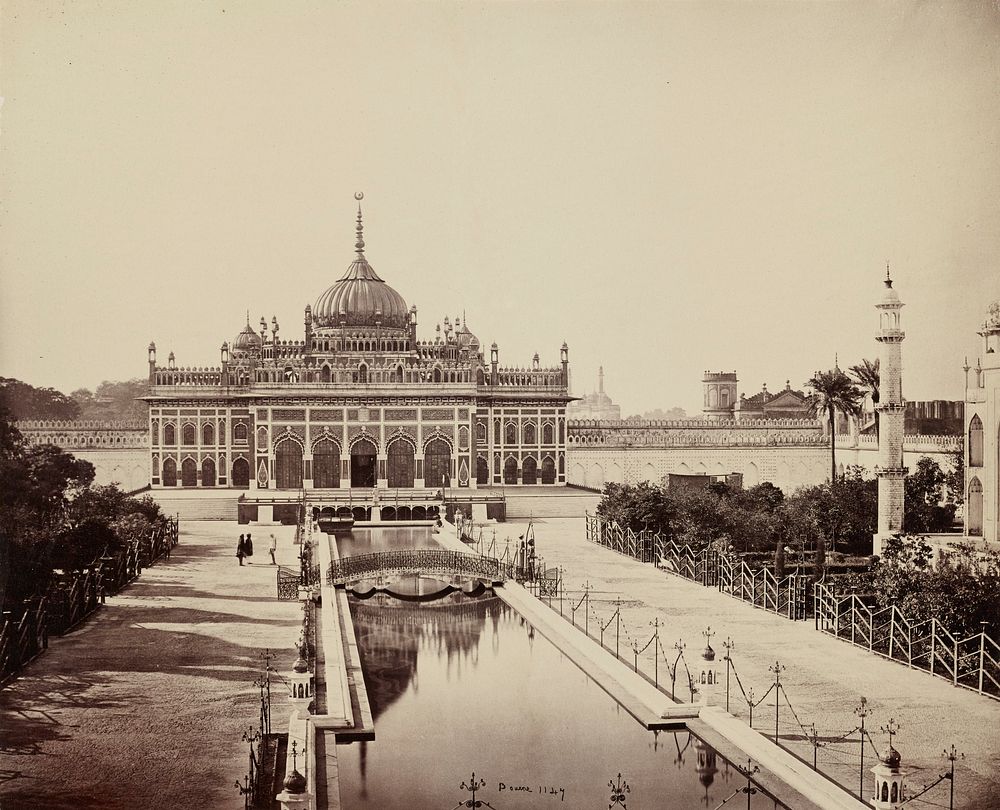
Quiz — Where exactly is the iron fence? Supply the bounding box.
[0,516,180,686]
[326,548,515,585]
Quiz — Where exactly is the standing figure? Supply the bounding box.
[245,533,254,563]
[268,533,277,565]
[236,534,246,566]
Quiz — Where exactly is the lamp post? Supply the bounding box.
[855,696,872,800]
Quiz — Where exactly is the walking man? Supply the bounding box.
[236,534,246,566]
[268,533,277,565]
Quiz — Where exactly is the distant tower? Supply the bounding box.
[598,365,605,395]
[875,269,906,554]
[703,372,738,420]
[694,736,719,805]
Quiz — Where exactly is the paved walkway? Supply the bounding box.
[516,517,1000,810]
[0,522,303,810]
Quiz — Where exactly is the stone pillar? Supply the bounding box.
[874,270,906,556]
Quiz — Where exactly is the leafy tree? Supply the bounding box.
[944,444,964,506]
[0,377,81,420]
[849,358,880,439]
[805,368,864,484]
[903,457,957,533]
[71,379,149,421]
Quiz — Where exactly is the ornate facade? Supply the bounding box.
[144,198,571,493]
[964,300,1000,542]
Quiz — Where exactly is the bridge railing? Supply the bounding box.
[326,549,512,585]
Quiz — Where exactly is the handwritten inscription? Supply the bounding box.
[497,782,566,802]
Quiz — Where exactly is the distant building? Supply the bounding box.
[567,366,621,421]
[738,381,812,421]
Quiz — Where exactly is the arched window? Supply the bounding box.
[358,364,368,384]
[201,457,216,487]
[432,367,442,383]
[881,783,888,803]
[182,423,196,445]
[313,438,340,488]
[151,420,160,445]
[969,415,984,467]
[476,422,487,444]
[890,784,897,803]
[163,424,176,445]
[504,456,518,485]
[505,422,517,444]
[541,456,556,484]
[202,423,214,445]
[387,438,415,488]
[423,439,451,488]
[162,458,177,486]
[458,425,470,449]
[523,422,536,445]
[232,457,250,489]
[968,477,984,536]
[542,423,554,445]
[476,456,489,485]
[234,423,248,443]
[275,438,303,489]
[181,457,197,487]
[522,456,538,485]
[321,365,331,383]
[396,366,403,383]
[494,420,501,444]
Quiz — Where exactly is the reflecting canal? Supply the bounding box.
[337,585,787,809]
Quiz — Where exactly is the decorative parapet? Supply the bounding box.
[16,419,149,449]
[567,418,825,448]
[848,433,961,452]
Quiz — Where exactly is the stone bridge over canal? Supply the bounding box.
[326,549,514,586]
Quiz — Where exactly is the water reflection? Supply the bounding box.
[339,592,786,810]
[335,526,439,557]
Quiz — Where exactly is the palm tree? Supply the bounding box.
[805,368,863,484]
[849,358,880,440]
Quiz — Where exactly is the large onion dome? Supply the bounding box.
[313,200,409,329]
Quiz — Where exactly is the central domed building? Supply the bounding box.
[144,198,572,522]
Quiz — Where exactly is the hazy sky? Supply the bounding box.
[2,1,998,415]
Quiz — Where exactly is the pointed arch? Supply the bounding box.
[232,457,250,489]
[387,435,416,488]
[503,455,519,485]
[968,477,984,536]
[182,423,196,446]
[162,457,177,487]
[312,437,340,488]
[541,455,556,485]
[163,423,176,445]
[181,456,198,487]
[969,415,984,467]
[275,437,303,489]
[201,457,216,487]
[423,438,451,488]
[202,422,215,446]
[476,455,489,485]
[522,455,538,485]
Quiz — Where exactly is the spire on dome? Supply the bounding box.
[354,192,366,257]
[885,261,893,289]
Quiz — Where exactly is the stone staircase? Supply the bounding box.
[149,494,239,521]
[503,490,601,519]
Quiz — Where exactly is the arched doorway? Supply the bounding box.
[351,438,377,488]
[232,457,250,489]
[476,456,489,485]
[201,457,216,487]
[541,456,556,484]
[423,439,451,488]
[275,439,304,489]
[162,458,177,487]
[181,457,197,487]
[968,477,984,536]
[387,438,415,488]
[313,439,340,488]
[504,456,518,485]
[522,456,538,485]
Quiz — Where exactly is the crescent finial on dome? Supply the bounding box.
[355,193,365,257]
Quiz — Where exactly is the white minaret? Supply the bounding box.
[874,268,906,554]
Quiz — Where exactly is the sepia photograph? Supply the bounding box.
[1,2,998,809]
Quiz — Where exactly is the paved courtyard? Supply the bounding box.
[511,516,1000,810]
[0,522,303,810]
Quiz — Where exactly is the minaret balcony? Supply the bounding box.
[874,402,905,412]
[874,466,907,478]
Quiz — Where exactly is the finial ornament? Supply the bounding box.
[354,193,366,257]
[885,262,893,288]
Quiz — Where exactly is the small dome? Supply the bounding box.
[283,768,307,794]
[881,745,901,769]
[233,322,262,353]
[701,644,716,662]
